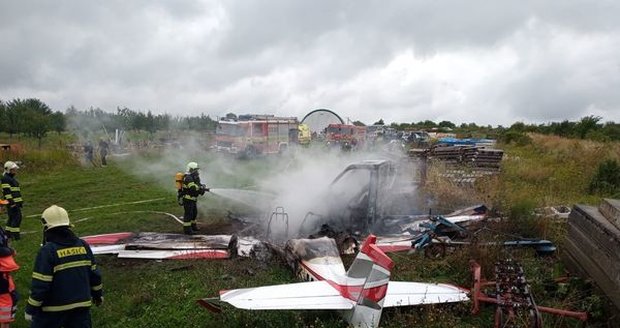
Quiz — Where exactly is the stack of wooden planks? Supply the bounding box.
[564,198,620,309]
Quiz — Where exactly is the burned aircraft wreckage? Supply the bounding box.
[80,158,591,327]
[84,159,554,261]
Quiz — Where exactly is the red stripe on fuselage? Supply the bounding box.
[299,262,387,303]
[168,250,230,259]
[376,244,412,253]
[361,284,388,303]
[82,232,134,245]
[360,235,394,271]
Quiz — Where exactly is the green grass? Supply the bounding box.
[9,154,357,328]
[4,135,616,327]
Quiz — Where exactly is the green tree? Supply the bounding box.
[575,115,602,139]
[438,120,456,129]
[11,98,53,147]
[26,110,52,147]
[373,119,385,125]
[5,99,28,138]
[510,122,526,132]
[145,110,156,135]
[422,120,437,128]
[549,120,575,137]
[49,111,66,135]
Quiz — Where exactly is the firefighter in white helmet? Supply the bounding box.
[181,162,209,234]
[1,161,23,240]
[25,205,103,327]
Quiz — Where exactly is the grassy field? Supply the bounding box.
[3,134,618,327]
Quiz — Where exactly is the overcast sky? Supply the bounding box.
[1,1,619,126]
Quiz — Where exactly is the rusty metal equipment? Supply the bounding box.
[470,260,588,328]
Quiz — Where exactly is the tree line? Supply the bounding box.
[0,98,220,146]
[65,106,218,134]
[505,116,620,142]
[371,115,620,142]
[1,98,619,145]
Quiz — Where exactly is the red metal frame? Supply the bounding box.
[469,260,588,324]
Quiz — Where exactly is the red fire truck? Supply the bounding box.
[325,124,366,148]
[215,115,299,156]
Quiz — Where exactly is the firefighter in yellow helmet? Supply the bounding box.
[25,205,103,328]
[1,161,23,240]
[181,162,209,234]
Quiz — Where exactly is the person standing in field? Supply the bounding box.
[25,205,103,328]
[181,162,209,235]
[83,141,95,167]
[98,139,109,167]
[0,213,19,328]
[1,162,23,240]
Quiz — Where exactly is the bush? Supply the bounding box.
[589,159,620,196]
[500,130,532,146]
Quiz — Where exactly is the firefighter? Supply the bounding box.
[181,162,209,235]
[1,162,23,240]
[0,222,18,328]
[98,139,109,167]
[25,205,103,328]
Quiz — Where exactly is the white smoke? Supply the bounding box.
[254,146,417,240]
[115,136,420,239]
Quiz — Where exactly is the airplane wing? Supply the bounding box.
[212,281,355,310]
[383,281,469,307]
[82,232,235,259]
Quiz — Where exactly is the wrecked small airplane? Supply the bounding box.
[198,235,468,328]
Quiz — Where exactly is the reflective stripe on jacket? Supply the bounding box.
[182,174,202,202]
[1,173,22,206]
[0,273,16,323]
[26,238,102,313]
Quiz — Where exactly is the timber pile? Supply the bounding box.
[469,148,504,169]
[409,145,504,169]
[564,199,620,310]
[409,145,504,186]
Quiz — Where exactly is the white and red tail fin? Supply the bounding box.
[345,235,393,328]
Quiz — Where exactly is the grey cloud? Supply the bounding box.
[0,1,619,125]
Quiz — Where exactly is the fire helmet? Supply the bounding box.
[186,162,199,173]
[4,161,19,172]
[41,205,71,230]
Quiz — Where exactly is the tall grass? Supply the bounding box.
[501,133,619,207]
[0,134,79,173]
